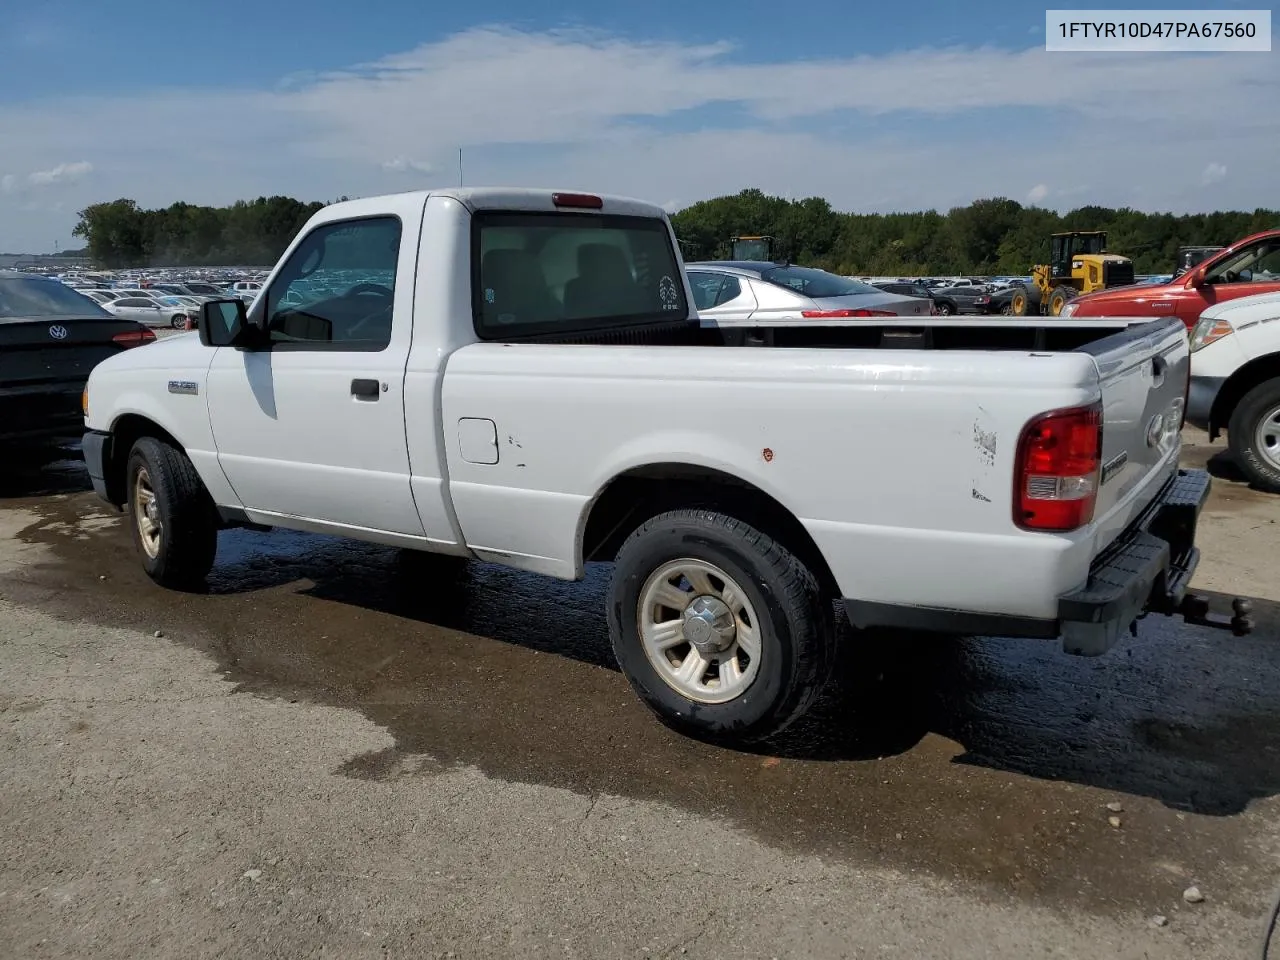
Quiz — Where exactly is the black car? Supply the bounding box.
[0,271,155,444]
[872,281,958,315]
[939,284,998,315]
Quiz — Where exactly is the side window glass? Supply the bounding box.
[1206,243,1280,285]
[713,276,742,306]
[1252,244,1280,281]
[687,272,723,311]
[264,216,401,350]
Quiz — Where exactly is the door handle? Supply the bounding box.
[351,378,380,399]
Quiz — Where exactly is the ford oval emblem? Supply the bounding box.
[1145,413,1164,448]
[48,324,69,340]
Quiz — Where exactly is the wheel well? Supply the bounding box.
[103,415,182,506]
[581,464,839,596]
[1210,354,1280,437]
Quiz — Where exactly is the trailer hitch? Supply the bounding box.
[1176,593,1255,636]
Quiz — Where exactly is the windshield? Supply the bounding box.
[757,266,882,298]
[0,277,114,320]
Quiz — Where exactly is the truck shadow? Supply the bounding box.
[218,528,1280,818]
[766,602,1280,816]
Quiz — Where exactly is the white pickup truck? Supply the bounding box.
[1186,290,1280,492]
[80,187,1242,744]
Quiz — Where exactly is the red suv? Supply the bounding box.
[1061,229,1280,328]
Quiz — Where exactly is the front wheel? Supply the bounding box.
[126,437,219,589]
[171,314,188,329]
[607,509,836,744]
[1228,378,1280,493]
[1047,286,1074,317]
[934,301,954,316]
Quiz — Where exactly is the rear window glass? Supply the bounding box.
[473,212,688,338]
[758,266,882,298]
[0,277,113,319]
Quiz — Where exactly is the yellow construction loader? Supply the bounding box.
[1009,231,1136,316]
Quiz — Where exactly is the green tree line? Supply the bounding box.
[72,188,1279,274]
[671,189,1280,276]
[72,196,330,267]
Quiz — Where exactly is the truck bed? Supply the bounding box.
[546,315,1146,353]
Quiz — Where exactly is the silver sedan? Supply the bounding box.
[686,262,932,327]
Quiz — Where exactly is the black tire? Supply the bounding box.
[1009,284,1034,316]
[607,509,836,744]
[934,300,955,316]
[1047,286,1074,317]
[1228,378,1280,493]
[125,437,219,589]
[171,314,187,329]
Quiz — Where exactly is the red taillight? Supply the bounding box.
[1014,403,1103,532]
[551,192,603,209]
[800,309,896,318]
[112,328,157,348]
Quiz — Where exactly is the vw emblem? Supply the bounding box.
[48,324,69,340]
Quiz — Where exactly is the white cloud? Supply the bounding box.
[27,160,93,187]
[381,157,434,174]
[1027,184,1049,203]
[0,174,15,194]
[1202,161,1228,185]
[0,26,1276,251]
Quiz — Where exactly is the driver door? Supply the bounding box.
[205,205,426,538]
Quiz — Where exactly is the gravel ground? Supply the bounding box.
[1,427,1278,958]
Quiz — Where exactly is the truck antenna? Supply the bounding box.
[458,148,463,187]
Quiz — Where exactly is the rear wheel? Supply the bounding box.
[1228,378,1280,493]
[170,314,187,329]
[607,509,836,744]
[126,437,218,589]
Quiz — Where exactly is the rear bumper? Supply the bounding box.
[0,382,85,441]
[842,469,1211,656]
[1056,469,1208,655]
[1185,375,1225,431]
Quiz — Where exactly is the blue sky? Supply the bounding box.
[1,0,1276,251]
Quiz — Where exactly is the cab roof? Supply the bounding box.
[314,187,671,222]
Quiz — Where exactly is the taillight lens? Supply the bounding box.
[800,308,896,318]
[112,328,157,348]
[1014,403,1103,532]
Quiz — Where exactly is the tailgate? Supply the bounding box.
[1083,317,1189,552]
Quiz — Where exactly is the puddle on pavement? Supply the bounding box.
[4,478,1280,918]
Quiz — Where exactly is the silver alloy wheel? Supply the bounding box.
[1256,403,1280,471]
[637,558,762,704]
[134,466,162,560]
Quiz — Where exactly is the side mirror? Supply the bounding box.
[200,298,254,347]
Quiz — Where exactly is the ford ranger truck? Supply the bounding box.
[79,188,1242,744]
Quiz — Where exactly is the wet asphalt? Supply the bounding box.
[2,437,1280,924]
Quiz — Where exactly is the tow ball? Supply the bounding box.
[1176,593,1255,636]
